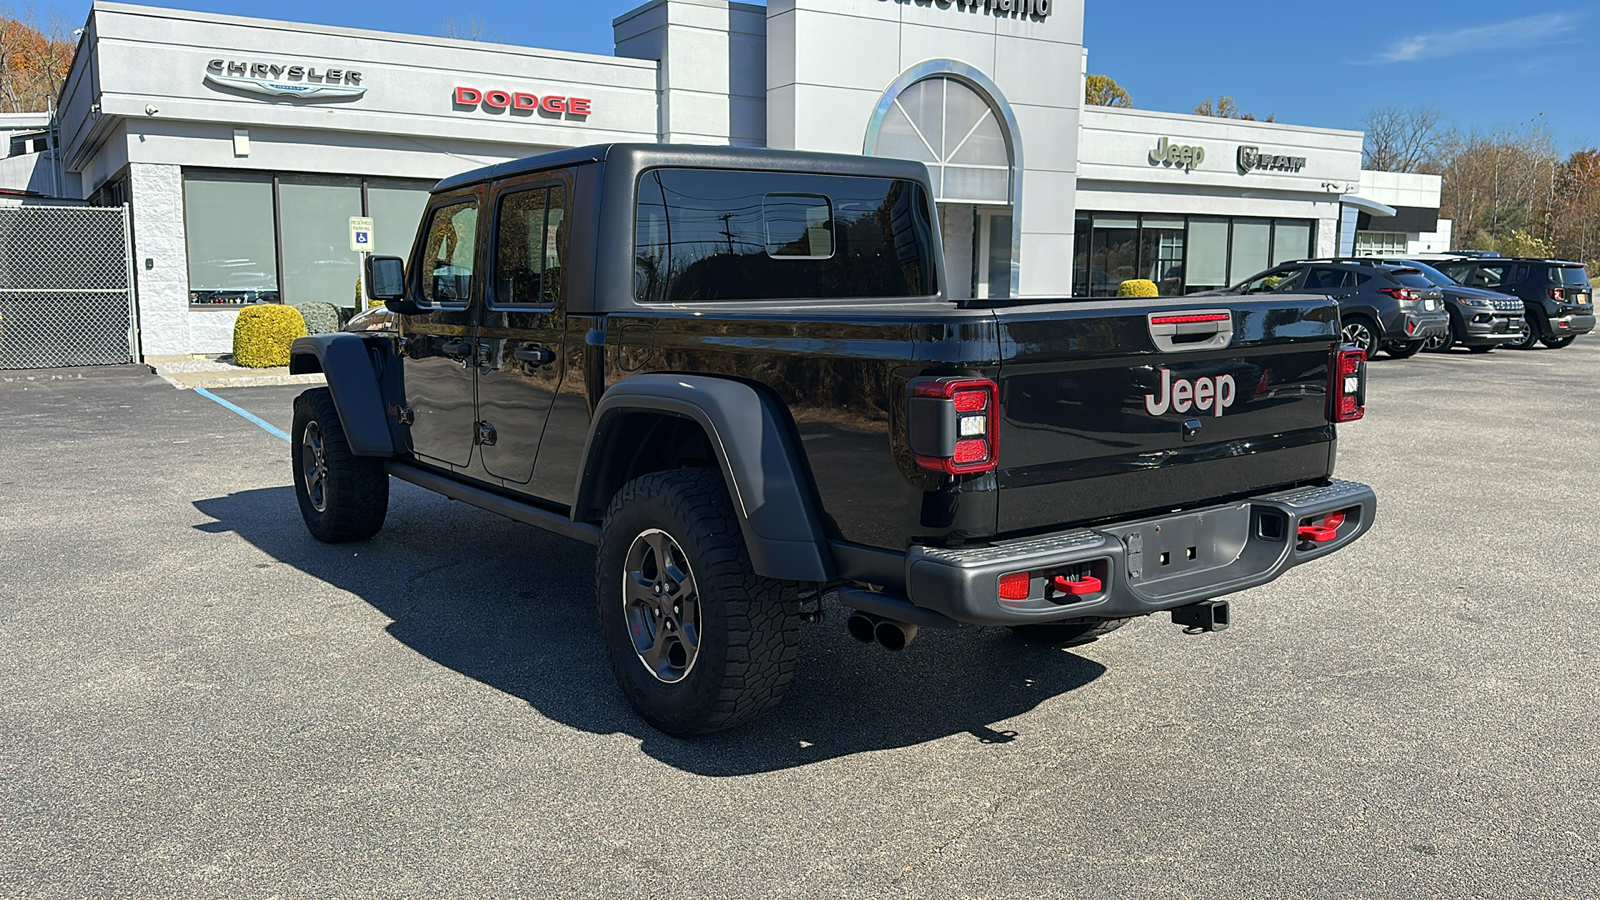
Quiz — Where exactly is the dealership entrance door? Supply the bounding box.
[0,205,137,369]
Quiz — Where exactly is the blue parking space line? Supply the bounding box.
[194,387,291,442]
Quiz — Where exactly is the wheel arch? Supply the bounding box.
[288,334,397,457]
[572,374,834,583]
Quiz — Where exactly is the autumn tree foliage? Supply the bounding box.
[1084,74,1131,108]
[1193,95,1274,122]
[0,10,74,113]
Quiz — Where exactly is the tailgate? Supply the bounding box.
[993,295,1339,534]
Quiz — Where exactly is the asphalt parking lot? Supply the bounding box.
[3,343,1597,899]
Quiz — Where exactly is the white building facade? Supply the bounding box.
[50,0,1409,359]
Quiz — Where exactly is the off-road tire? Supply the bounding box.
[1385,340,1426,359]
[597,467,800,735]
[291,388,389,542]
[1008,618,1130,646]
[1541,335,1576,349]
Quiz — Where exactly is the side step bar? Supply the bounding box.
[385,460,600,546]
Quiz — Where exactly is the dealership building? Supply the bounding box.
[21,0,1438,360]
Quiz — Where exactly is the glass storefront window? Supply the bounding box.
[1273,220,1314,265]
[279,174,363,306]
[1072,213,1318,296]
[183,172,278,305]
[1186,218,1230,293]
[367,178,432,259]
[1229,220,1272,285]
[1139,217,1185,296]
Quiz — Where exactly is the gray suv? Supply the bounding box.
[1208,259,1450,358]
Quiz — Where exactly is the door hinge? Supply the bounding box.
[476,421,497,446]
[391,404,414,425]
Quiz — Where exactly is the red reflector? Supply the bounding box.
[1150,313,1231,325]
[1051,574,1102,596]
[952,439,988,465]
[998,572,1030,600]
[951,390,987,412]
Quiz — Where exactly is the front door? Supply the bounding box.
[475,176,572,486]
[401,194,482,468]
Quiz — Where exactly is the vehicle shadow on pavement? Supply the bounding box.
[195,485,1107,776]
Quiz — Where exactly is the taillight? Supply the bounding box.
[1331,348,1366,423]
[1378,287,1419,303]
[1549,287,1566,302]
[907,377,999,475]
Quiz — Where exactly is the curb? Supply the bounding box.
[149,363,327,390]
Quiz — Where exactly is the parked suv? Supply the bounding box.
[1434,258,1595,349]
[1207,260,1450,358]
[1364,258,1526,353]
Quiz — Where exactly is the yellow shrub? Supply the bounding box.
[1118,279,1159,298]
[232,304,307,368]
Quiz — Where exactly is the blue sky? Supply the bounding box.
[44,0,1598,151]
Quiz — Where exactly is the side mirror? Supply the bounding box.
[364,255,420,314]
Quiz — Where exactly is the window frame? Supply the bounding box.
[486,178,570,312]
[412,194,481,311]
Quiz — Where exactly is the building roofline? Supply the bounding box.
[1082,104,1364,140]
[88,1,659,69]
[613,0,767,29]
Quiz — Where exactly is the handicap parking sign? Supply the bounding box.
[349,216,375,252]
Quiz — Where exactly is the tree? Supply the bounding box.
[1193,95,1274,122]
[1437,124,1559,248]
[439,14,498,43]
[1084,74,1131,108]
[0,8,74,113]
[1362,106,1444,173]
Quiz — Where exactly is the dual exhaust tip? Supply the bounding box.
[845,611,918,651]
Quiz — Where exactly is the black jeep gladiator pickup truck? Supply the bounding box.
[288,144,1376,735]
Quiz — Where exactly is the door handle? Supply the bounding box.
[441,339,473,361]
[513,345,557,366]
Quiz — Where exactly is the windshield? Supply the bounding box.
[1392,260,1457,286]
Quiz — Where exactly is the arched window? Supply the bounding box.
[872,76,1010,204]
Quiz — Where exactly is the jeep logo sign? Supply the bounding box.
[1149,137,1205,172]
[1144,369,1236,417]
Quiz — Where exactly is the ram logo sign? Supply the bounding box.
[1144,369,1237,417]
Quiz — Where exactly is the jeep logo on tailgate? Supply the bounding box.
[1145,369,1236,417]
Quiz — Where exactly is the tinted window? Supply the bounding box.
[493,184,567,308]
[634,168,938,303]
[1304,267,1350,290]
[1390,270,1436,289]
[1392,260,1455,286]
[1473,265,1510,288]
[1436,262,1474,284]
[1238,266,1300,293]
[420,201,478,305]
[1552,266,1591,288]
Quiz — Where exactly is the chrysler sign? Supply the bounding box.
[204,59,365,100]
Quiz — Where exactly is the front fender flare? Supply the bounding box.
[574,374,834,583]
[289,334,395,457]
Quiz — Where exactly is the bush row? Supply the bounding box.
[231,301,349,368]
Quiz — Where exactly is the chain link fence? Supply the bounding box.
[0,205,136,369]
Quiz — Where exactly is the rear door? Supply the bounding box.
[993,295,1338,533]
[474,173,572,486]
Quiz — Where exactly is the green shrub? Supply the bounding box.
[1118,278,1159,298]
[291,301,341,335]
[232,304,307,368]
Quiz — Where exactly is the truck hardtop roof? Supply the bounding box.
[432,142,933,194]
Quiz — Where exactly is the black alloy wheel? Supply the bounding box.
[1506,319,1540,350]
[291,388,389,542]
[1541,335,1577,349]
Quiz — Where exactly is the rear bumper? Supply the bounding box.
[1384,310,1449,342]
[1550,313,1596,336]
[871,480,1375,627]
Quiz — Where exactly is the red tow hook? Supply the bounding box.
[1051,574,1103,596]
[1297,512,1346,544]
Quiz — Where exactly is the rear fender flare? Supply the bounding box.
[288,334,396,457]
[573,374,834,583]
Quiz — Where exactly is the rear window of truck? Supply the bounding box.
[633,168,939,303]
